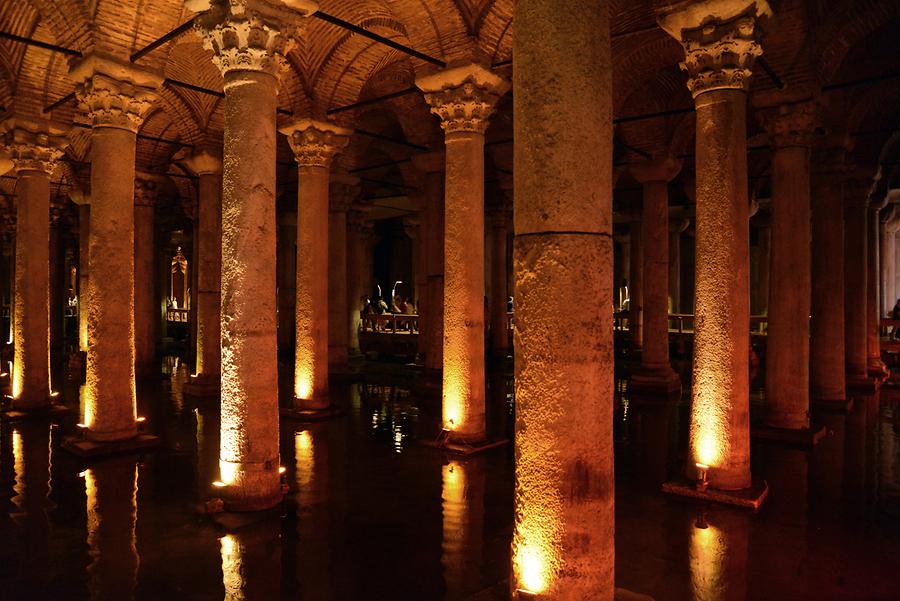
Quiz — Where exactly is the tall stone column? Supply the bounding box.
[327,174,357,371]
[193,0,315,510]
[279,119,350,412]
[810,148,847,407]
[756,223,771,316]
[182,147,223,397]
[760,101,816,432]
[669,216,689,314]
[659,0,772,492]
[417,64,508,444]
[346,208,370,355]
[867,200,887,376]
[277,211,296,354]
[488,203,511,359]
[880,206,900,315]
[630,156,682,395]
[628,218,643,350]
[411,152,445,372]
[513,0,614,596]
[71,193,90,354]
[844,176,871,387]
[133,175,158,379]
[67,54,161,445]
[1,118,66,411]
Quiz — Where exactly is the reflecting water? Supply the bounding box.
[1,359,900,599]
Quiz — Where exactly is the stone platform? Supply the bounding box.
[280,406,345,422]
[751,423,827,447]
[420,436,509,456]
[662,478,769,511]
[62,433,160,458]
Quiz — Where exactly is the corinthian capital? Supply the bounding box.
[759,101,818,149]
[416,63,509,135]
[191,0,316,79]
[280,118,351,168]
[658,0,772,97]
[69,53,162,132]
[0,117,68,174]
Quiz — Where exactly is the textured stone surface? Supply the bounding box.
[844,183,869,379]
[133,175,157,378]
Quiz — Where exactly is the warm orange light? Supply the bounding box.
[295,368,313,401]
[212,480,226,488]
[515,543,550,595]
[278,466,286,475]
[690,519,725,599]
[136,417,146,423]
[220,534,243,597]
[295,430,314,488]
[691,382,726,468]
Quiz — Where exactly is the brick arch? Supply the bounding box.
[613,32,684,113]
[815,0,900,85]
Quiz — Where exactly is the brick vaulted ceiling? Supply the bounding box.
[2,0,900,218]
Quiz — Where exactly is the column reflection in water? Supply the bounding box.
[11,420,53,591]
[294,427,332,598]
[85,459,139,601]
[441,457,486,599]
[689,510,748,601]
[629,403,675,489]
[195,405,220,497]
[844,396,869,519]
[220,517,282,601]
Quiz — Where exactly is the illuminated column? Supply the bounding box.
[688,510,749,601]
[844,178,871,385]
[411,151,445,372]
[417,65,508,443]
[513,0,614,596]
[761,101,816,431]
[866,199,887,376]
[1,118,66,410]
[67,55,160,443]
[628,218,643,350]
[72,193,90,354]
[402,215,424,356]
[346,209,369,354]
[880,206,900,316]
[220,519,282,601]
[659,0,772,490]
[488,203,510,359]
[442,458,486,598]
[182,147,223,396]
[85,460,140,601]
[280,119,351,410]
[133,175,157,379]
[810,148,847,405]
[327,174,357,370]
[194,0,314,510]
[630,156,682,394]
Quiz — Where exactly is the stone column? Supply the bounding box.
[411,151,445,372]
[68,55,160,444]
[844,177,871,386]
[630,156,682,394]
[757,223,771,316]
[279,119,350,411]
[512,0,613,596]
[133,175,157,379]
[181,147,223,396]
[810,148,847,406]
[669,216,689,314]
[659,0,772,491]
[1,118,66,411]
[193,0,314,510]
[277,211,296,354]
[488,203,511,360]
[880,206,900,315]
[328,174,357,371]
[760,101,816,431]
[628,218,643,350]
[867,200,887,376]
[417,64,508,444]
[71,193,90,354]
[346,208,369,354]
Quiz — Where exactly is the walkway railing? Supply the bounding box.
[361,313,419,334]
[615,311,768,335]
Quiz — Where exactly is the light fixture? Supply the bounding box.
[695,463,709,492]
[212,480,226,488]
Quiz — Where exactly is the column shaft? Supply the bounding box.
[420,164,444,371]
[881,226,895,315]
[218,70,280,508]
[346,215,365,354]
[78,204,90,352]
[669,229,681,314]
[844,198,868,378]
[810,170,845,401]
[328,205,348,369]
[628,222,643,349]
[12,170,51,407]
[490,216,509,358]
[765,144,811,429]
[866,207,884,374]
[295,165,330,406]
[512,0,614,596]
[690,88,751,490]
[133,190,155,377]
[640,180,671,372]
[195,171,222,385]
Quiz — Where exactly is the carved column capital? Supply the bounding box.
[134,176,159,208]
[658,1,772,98]
[191,0,314,79]
[416,63,509,135]
[330,175,359,213]
[0,118,68,174]
[629,155,682,184]
[180,146,223,175]
[280,118,352,168]
[759,101,818,149]
[69,53,162,133]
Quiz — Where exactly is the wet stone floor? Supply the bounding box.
[1,357,900,600]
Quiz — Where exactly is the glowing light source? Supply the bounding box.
[136,416,146,422]
[515,544,549,595]
[212,480,226,488]
[278,466,286,474]
[695,463,709,491]
[295,370,313,401]
[219,460,238,486]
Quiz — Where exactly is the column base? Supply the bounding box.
[629,368,681,400]
[750,423,827,447]
[1,399,69,421]
[846,374,880,394]
[662,477,769,511]
[183,374,221,398]
[61,433,160,458]
[811,397,854,414]
[280,404,344,422]
[420,436,509,456]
